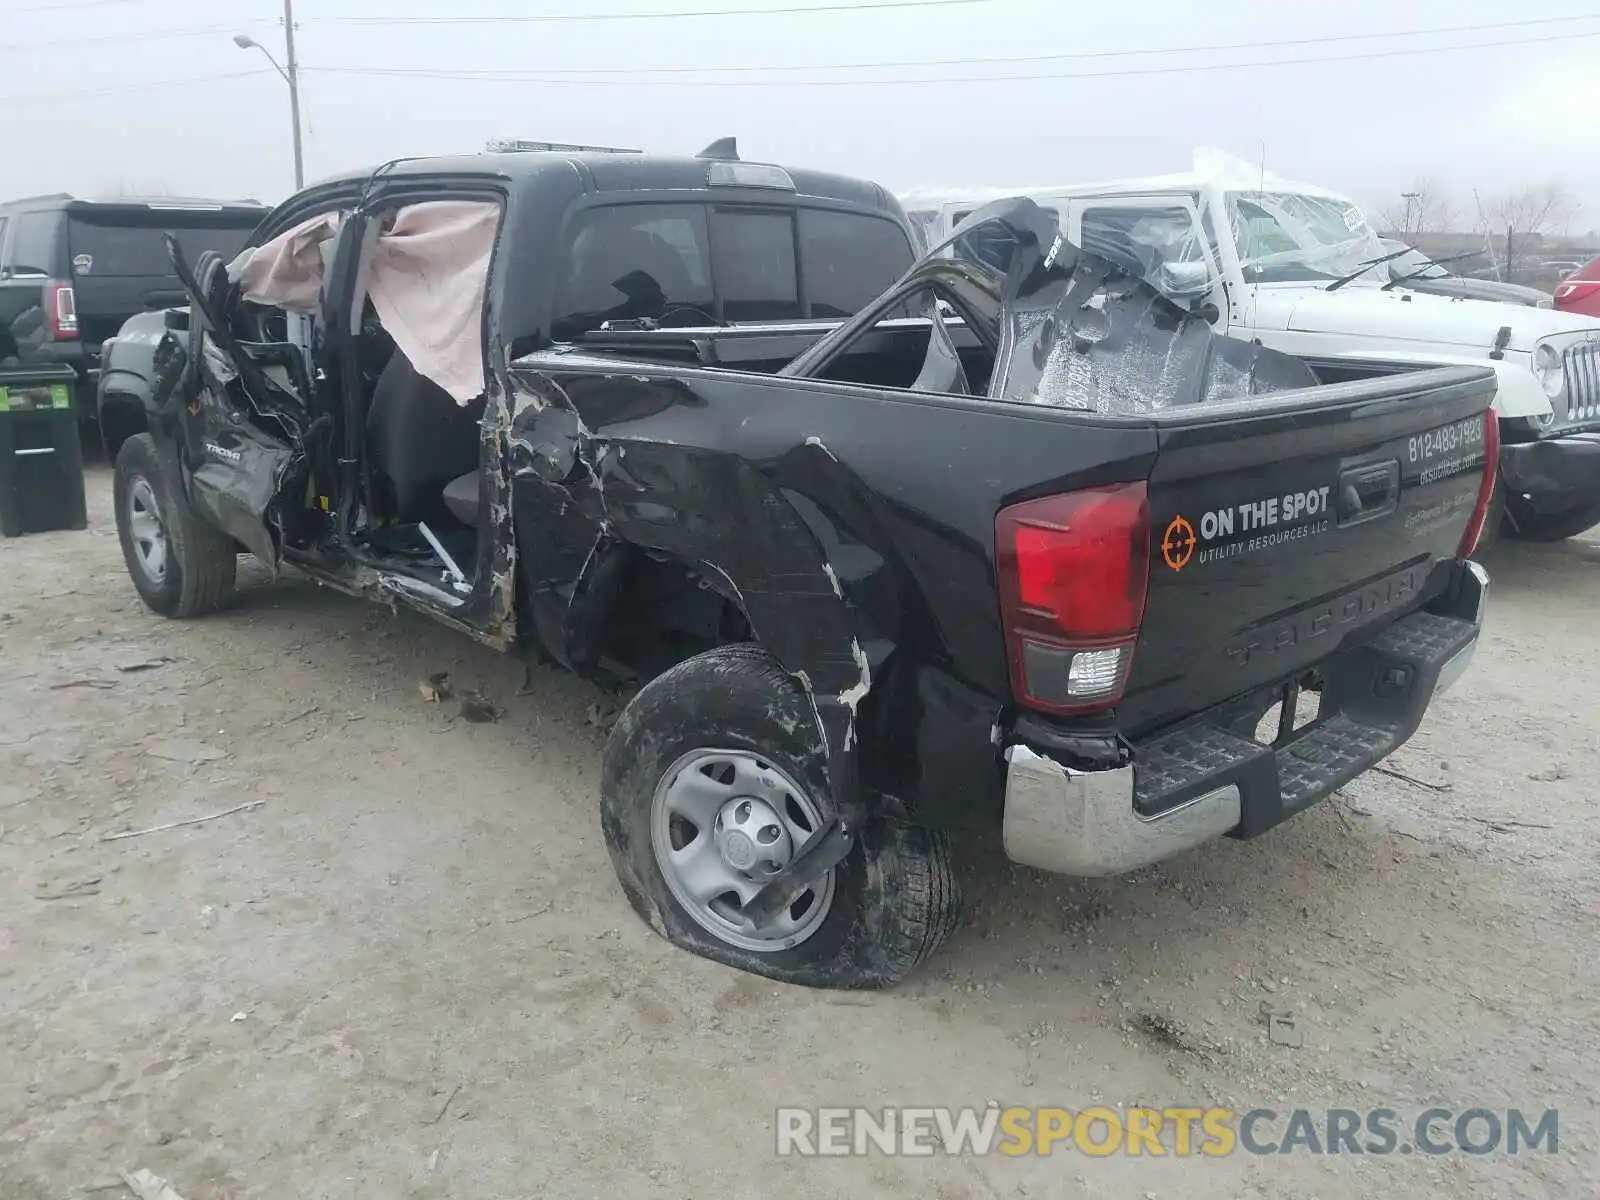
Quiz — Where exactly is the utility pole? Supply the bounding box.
[233,4,303,189]
[1402,191,1420,237]
[283,0,304,189]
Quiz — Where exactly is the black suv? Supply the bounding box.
[0,194,267,448]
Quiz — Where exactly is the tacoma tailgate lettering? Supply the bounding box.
[1224,564,1423,667]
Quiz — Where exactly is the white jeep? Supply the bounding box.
[904,152,1600,541]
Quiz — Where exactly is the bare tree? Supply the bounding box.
[1377,178,1456,238]
[1481,183,1574,278]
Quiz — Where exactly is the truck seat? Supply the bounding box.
[366,349,483,526]
[442,472,480,526]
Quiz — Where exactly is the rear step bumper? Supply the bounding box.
[1002,561,1489,877]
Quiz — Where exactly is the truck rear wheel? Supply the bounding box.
[1502,493,1600,543]
[600,643,960,989]
[114,434,237,618]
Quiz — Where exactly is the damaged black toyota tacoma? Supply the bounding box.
[112,144,1496,988]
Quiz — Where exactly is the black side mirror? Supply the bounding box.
[164,308,190,332]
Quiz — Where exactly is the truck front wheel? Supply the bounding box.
[114,434,237,617]
[600,643,960,989]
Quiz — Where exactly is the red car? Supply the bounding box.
[1554,255,1600,317]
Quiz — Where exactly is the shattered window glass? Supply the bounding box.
[1226,191,1385,283]
[1002,281,1214,414]
[1002,274,1315,414]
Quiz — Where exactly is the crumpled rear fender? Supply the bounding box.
[507,370,909,818]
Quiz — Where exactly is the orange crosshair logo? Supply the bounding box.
[1161,515,1196,571]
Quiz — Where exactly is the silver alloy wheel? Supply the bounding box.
[126,476,169,584]
[650,747,836,952]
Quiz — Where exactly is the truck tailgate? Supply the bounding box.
[1123,366,1495,737]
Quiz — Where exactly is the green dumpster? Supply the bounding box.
[0,363,88,537]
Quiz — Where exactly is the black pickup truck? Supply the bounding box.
[111,145,1496,988]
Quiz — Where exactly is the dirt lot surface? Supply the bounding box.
[2,467,1596,1199]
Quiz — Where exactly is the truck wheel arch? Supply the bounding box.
[98,392,150,463]
[550,526,888,823]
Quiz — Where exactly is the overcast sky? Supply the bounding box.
[8,0,1600,235]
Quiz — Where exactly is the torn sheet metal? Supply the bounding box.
[503,370,900,812]
[177,334,302,570]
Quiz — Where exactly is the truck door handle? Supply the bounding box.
[1337,461,1399,527]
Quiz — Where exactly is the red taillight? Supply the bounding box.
[1555,280,1600,308]
[1457,408,1500,559]
[46,280,78,340]
[996,482,1150,715]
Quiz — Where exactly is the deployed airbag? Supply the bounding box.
[227,200,501,406]
[363,201,499,405]
[228,210,341,314]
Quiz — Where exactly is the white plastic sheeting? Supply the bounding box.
[1224,190,1383,283]
[226,200,501,405]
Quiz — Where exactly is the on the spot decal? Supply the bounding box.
[1162,487,1331,571]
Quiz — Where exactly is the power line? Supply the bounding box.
[305,27,1600,87]
[315,0,990,25]
[5,23,267,55]
[305,12,1600,77]
[3,68,275,106]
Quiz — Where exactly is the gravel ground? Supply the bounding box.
[1,467,1596,1199]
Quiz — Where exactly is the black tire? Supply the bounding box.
[600,643,961,989]
[1501,492,1600,543]
[114,433,237,618]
